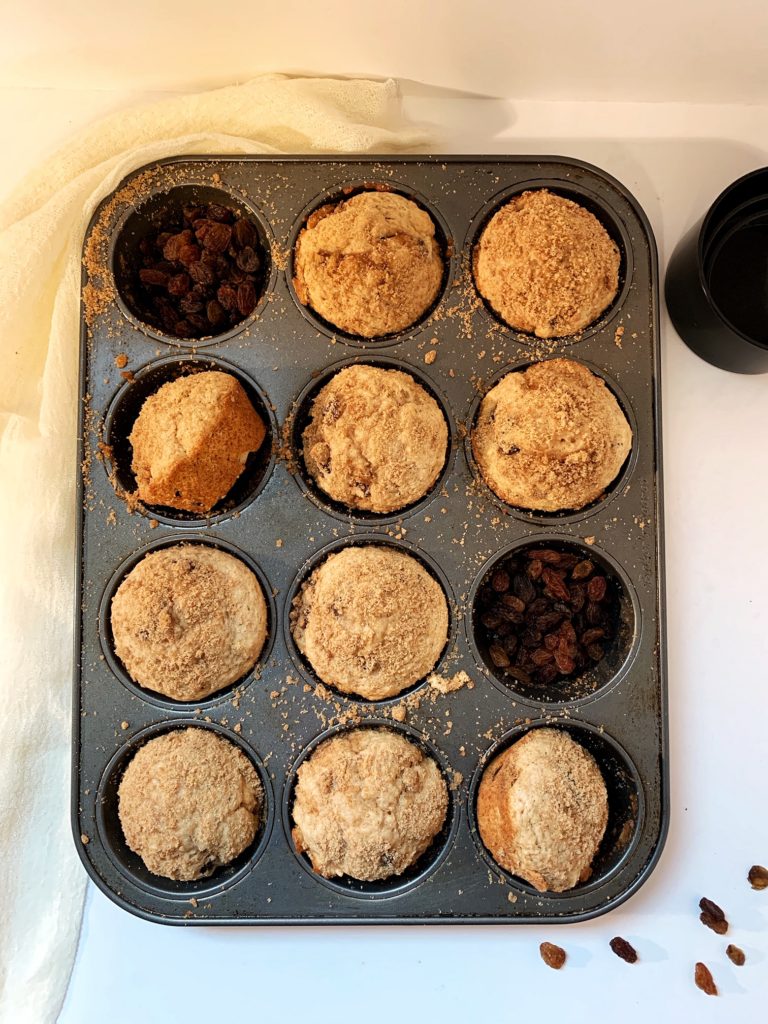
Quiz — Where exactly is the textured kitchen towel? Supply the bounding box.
[0,74,427,1024]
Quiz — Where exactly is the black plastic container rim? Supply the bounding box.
[463,355,639,528]
[287,353,457,527]
[465,176,635,346]
[467,719,646,900]
[280,717,462,900]
[282,532,458,708]
[108,179,278,348]
[101,352,278,527]
[97,533,277,712]
[94,719,276,902]
[285,177,457,348]
[464,531,642,710]
[695,166,768,352]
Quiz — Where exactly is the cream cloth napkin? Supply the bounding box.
[0,74,426,1024]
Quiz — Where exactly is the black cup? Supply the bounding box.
[665,167,768,373]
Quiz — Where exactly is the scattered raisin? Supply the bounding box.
[699,897,728,935]
[539,942,566,969]
[609,937,638,963]
[748,864,768,890]
[726,944,745,966]
[694,962,717,996]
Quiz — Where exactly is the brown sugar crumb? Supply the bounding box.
[80,833,90,845]
[148,519,159,529]
[269,691,281,700]
[614,324,625,348]
[106,508,117,526]
[427,670,472,694]
[188,897,198,908]
[115,353,128,369]
[540,942,566,969]
[391,705,407,722]
[584,535,595,545]
[120,721,129,730]
[120,370,135,382]
[233,723,242,734]
[276,539,283,548]
[507,890,518,904]
[424,349,437,365]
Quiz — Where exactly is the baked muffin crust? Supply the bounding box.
[474,189,620,338]
[302,364,448,513]
[129,370,266,513]
[477,728,608,892]
[471,358,632,512]
[293,191,444,337]
[111,544,268,701]
[118,728,263,881]
[290,545,448,700]
[292,728,448,881]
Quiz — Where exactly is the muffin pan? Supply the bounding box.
[73,155,667,924]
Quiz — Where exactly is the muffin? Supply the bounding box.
[118,728,263,881]
[110,544,268,701]
[293,191,444,337]
[302,364,448,513]
[477,728,608,892]
[290,546,448,700]
[474,189,620,338]
[471,358,632,511]
[292,728,448,881]
[129,370,266,513]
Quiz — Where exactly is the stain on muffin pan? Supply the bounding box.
[74,155,666,924]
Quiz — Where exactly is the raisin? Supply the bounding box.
[179,292,204,314]
[539,942,566,969]
[489,644,510,669]
[748,864,768,889]
[585,601,603,625]
[531,648,554,666]
[581,628,605,645]
[694,962,717,996]
[217,284,238,311]
[699,897,728,934]
[236,246,261,272]
[570,583,587,613]
[206,203,233,223]
[542,568,570,602]
[726,944,745,966]
[481,611,502,630]
[537,663,559,685]
[513,573,536,604]
[587,576,607,601]
[527,559,543,580]
[233,217,258,247]
[554,649,575,674]
[536,611,563,632]
[505,666,532,686]
[182,204,204,223]
[196,220,232,253]
[139,268,169,286]
[188,261,216,286]
[491,569,510,593]
[174,319,192,335]
[526,549,562,564]
[186,312,208,333]
[571,560,594,580]
[609,937,638,963]
[501,594,526,614]
[543,634,559,651]
[167,273,191,297]
[586,643,604,661]
[177,243,202,266]
[237,281,257,316]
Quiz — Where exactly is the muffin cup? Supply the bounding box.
[468,178,633,345]
[468,535,640,707]
[96,720,274,901]
[282,720,460,899]
[288,355,455,526]
[286,181,455,347]
[102,354,277,526]
[111,182,274,347]
[468,720,645,899]
[464,356,638,526]
[98,535,276,711]
[283,535,456,706]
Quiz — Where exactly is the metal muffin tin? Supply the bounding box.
[73,155,667,924]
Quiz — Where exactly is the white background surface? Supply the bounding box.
[3,5,768,1020]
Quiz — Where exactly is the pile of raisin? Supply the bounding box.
[132,202,265,338]
[475,546,620,690]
